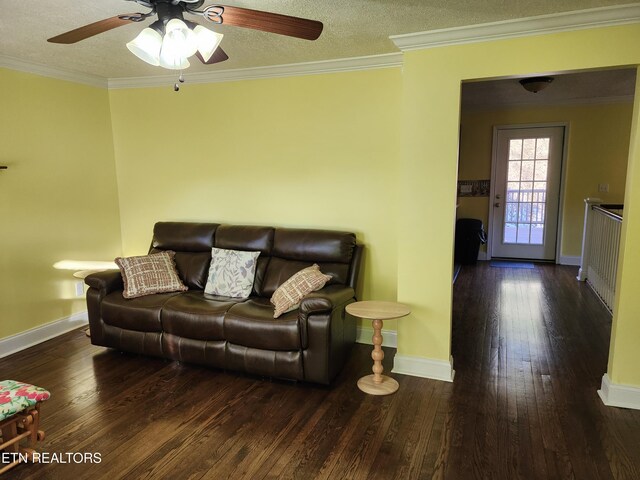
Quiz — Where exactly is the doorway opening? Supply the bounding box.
[455,67,636,267]
[451,66,636,422]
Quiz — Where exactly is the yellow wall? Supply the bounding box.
[0,69,122,340]
[611,73,640,386]
[4,22,640,390]
[108,69,402,327]
[398,24,640,387]
[458,103,633,257]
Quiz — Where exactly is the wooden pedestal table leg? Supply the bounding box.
[357,319,399,395]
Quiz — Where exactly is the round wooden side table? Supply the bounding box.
[346,300,411,395]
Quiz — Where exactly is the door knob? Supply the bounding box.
[494,202,501,208]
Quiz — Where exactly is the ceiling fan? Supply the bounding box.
[48,0,323,70]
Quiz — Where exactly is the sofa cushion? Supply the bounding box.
[205,248,260,298]
[261,258,348,298]
[214,225,274,254]
[260,229,356,297]
[273,228,355,263]
[152,222,218,252]
[101,291,181,332]
[150,222,219,289]
[224,298,305,351]
[163,333,226,366]
[226,343,303,381]
[115,251,188,299]
[161,291,238,341]
[271,264,331,318]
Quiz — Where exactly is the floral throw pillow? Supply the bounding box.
[0,380,51,422]
[271,264,332,318]
[115,251,188,299]
[205,247,260,299]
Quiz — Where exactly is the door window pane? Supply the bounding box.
[530,224,544,244]
[504,223,517,243]
[508,161,521,181]
[533,182,547,203]
[507,182,520,201]
[535,138,550,159]
[518,203,531,222]
[534,160,548,181]
[522,139,536,159]
[521,161,534,181]
[506,203,518,222]
[502,136,552,247]
[532,202,546,222]
[509,139,523,160]
[517,224,531,243]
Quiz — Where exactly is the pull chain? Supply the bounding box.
[173,72,185,91]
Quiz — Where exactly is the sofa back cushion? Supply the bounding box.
[261,228,356,298]
[147,222,359,297]
[214,225,274,296]
[150,222,218,289]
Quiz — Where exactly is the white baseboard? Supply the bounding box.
[559,255,581,266]
[391,354,455,383]
[356,326,397,348]
[598,373,640,410]
[0,311,88,359]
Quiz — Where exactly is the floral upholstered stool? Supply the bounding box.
[0,380,50,474]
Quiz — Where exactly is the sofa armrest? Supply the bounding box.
[300,285,355,316]
[85,270,123,294]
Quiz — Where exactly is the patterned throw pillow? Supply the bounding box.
[205,247,260,299]
[271,264,332,318]
[115,251,187,299]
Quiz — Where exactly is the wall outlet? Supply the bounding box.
[598,183,609,193]
[75,281,85,297]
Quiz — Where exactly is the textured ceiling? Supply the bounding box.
[462,68,637,108]
[0,0,635,79]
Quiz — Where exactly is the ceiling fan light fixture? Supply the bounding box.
[193,25,223,63]
[126,27,163,66]
[164,18,198,58]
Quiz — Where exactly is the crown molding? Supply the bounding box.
[0,55,107,88]
[107,53,403,89]
[390,3,640,51]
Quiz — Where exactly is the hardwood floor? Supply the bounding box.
[2,263,639,479]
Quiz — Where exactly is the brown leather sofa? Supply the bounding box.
[85,222,363,385]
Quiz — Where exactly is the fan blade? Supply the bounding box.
[196,47,229,65]
[209,6,323,40]
[47,14,142,44]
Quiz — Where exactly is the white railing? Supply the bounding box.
[577,198,623,312]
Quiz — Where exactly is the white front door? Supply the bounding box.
[491,126,565,260]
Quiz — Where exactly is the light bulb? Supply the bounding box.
[164,19,198,58]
